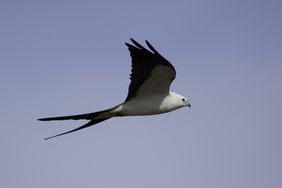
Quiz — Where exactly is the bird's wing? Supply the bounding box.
[125,39,176,102]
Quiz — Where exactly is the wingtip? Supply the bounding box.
[130,38,140,46]
[145,40,158,54]
[125,38,143,51]
[125,38,136,47]
[125,42,130,47]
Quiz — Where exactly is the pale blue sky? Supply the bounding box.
[1,0,281,188]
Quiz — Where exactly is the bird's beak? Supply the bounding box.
[187,103,191,108]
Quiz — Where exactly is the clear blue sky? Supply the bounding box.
[1,0,281,187]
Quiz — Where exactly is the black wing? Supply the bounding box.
[124,39,176,102]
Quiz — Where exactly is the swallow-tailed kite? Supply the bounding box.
[39,39,191,140]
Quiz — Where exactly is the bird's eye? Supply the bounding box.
[182,98,185,102]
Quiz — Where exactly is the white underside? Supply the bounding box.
[118,91,184,116]
[94,91,187,120]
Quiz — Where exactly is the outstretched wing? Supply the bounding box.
[125,39,176,102]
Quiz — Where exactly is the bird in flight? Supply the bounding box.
[39,39,191,140]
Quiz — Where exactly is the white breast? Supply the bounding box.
[120,92,181,116]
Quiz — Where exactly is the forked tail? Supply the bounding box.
[43,117,111,140]
[38,105,121,140]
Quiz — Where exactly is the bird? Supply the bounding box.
[39,38,191,140]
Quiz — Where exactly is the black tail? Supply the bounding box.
[44,117,111,140]
[38,108,115,121]
[39,106,120,140]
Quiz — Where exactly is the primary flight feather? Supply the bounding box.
[39,39,191,140]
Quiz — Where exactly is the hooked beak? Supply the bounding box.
[186,103,191,108]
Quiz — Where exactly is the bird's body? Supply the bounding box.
[121,91,187,116]
[39,39,191,140]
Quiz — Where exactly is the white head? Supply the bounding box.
[169,91,191,109]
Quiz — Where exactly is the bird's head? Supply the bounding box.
[180,96,191,108]
[170,92,191,108]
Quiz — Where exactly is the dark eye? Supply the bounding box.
[182,98,185,102]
